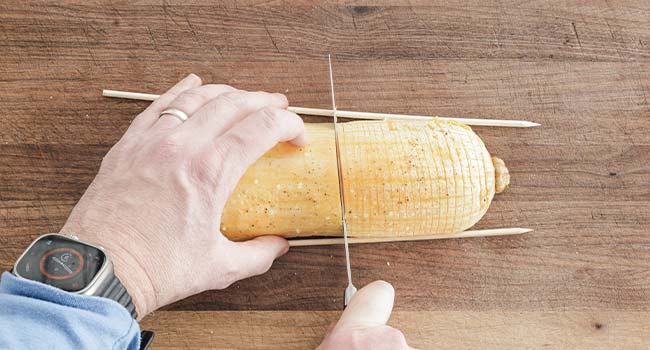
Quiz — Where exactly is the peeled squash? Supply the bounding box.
[220,119,509,241]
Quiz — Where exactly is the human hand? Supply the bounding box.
[317,281,415,350]
[61,74,306,318]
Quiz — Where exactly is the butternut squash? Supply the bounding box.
[220,119,508,241]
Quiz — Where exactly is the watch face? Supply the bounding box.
[15,235,106,292]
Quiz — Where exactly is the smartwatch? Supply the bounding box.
[12,233,137,319]
[12,233,155,349]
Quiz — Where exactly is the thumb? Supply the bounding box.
[336,280,395,329]
[230,235,289,279]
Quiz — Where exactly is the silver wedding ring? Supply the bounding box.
[160,108,189,122]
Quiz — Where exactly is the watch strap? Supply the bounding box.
[140,331,155,350]
[97,276,155,349]
[95,274,138,319]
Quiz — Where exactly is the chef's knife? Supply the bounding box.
[327,54,357,306]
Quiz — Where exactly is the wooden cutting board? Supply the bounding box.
[1,1,649,348]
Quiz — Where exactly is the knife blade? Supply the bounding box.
[327,54,357,306]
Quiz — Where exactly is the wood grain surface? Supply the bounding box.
[139,311,650,350]
[1,1,649,349]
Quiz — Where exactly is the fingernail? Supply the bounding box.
[186,73,201,83]
[273,93,289,106]
[281,240,290,255]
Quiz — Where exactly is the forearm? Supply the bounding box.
[0,272,140,349]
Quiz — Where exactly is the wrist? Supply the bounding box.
[107,246,155,319]
[60,221,156,320]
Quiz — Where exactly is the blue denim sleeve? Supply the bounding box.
[0,272,140,350]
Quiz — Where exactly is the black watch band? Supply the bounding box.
[99,277,155,350]
[97,274,138,319]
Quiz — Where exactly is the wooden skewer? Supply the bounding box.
[287,107,540,127]
[287,227,532,247]
[102,89,540,128]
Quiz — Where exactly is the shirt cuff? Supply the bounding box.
[0,271,141,350]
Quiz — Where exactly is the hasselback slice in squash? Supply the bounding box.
[220,119,508,241]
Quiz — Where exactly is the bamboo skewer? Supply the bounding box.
[102,89,540,128]
[287,228,532,247]
[286,107,540,127]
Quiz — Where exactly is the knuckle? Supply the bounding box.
[258,107,283,131]
[176,85,237,109]
[153,133,185,161]
[161,132,184,147]
[204,83,236,92]
[218,132,249,158]
[177,88,207,104]
[187,154,217,185]
[218,92,246,109]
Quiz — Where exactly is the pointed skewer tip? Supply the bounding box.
[516,228,534,234]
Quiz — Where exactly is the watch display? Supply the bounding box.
[14,235,106,292]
